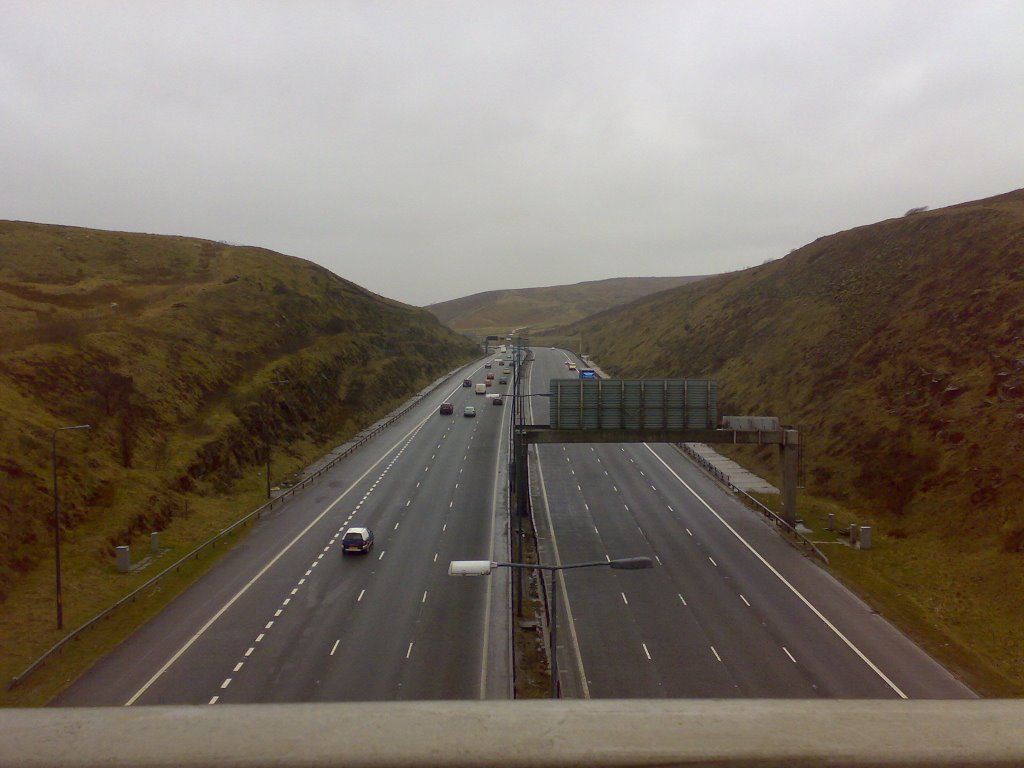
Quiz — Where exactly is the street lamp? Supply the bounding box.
[449,556,653,697]
[263,380,290,499]
[52,423,91,630]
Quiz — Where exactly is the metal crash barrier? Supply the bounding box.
[3,700,1024,767]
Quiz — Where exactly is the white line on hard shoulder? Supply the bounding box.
[642,442,908,699]
[123,414,434,707]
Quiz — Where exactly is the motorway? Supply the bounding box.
[54,347,975,705]
[55,360,512,705]
[524,346,975,699]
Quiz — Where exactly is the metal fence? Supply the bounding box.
[9,364,468,691]
[677,443,828,564]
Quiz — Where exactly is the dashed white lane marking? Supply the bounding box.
[740,594,751,607]
[357,589,365,602]
[274,609,282,617]
[245,647,254,657]
[655,555,662,565]
[406,642,414,659]
[265,621,273,629]
[624,504,630,511]
[416,481,421,487]
[331,640,340,656]
[584,503,589,511]
[605,554,611,562]
[406,500,411,507]
[594,526,600,534]
[651,485,657,491]
[394,522,400,530]
[685,528,692,536]
[711,646,722,662]
[783,647,797,663]
[621,592,629,605]
[378,550,385,560]
[221,678,232,689]
[709,557,717,567]
[433,553,438,562]
[640,471,645,477]
[233,662,243,673]
[643,443,908,699]
[283,598,290,606]
[209,696,218,705]
[449,501,454,508]
[678,594,687,606]
[317,553,324,560]
[612,485,618,492]
[322,546,330,552]
[291,588,298,595]
[422,591,428,603]
[577,484,582,492]
[642,643,651,660]
[668,505,674,512]
[305,570,312,576]
[442,523,447,532]
[256,633,265,643]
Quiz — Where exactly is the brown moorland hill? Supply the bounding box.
[0,220,479,606]
[426,275,708,335]
[562,188,1024,692]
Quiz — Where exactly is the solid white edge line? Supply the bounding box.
[642,443,908,699]
[124,411,434,706]
[535,424,591,699]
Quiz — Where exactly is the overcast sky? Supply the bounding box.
[3,2,1022,306]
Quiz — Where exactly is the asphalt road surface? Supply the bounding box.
[55,360,512,705]
[524,346,974,699]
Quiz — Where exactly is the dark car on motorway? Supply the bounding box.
[439,402,454,415]
[498,377,507,385]
[579,369,598,379]
[463,379,472,387]
[492,395,503,405]
[341,527,374,554]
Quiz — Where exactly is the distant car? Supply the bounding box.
[492,395,503,405]
[503,367,511,374]
[579,369,597,380]
[485,372,495,380]
[463,405,476,417]
[568,363,577,371]
[485,363,492,369]
[439,402,454,415]
[485,379,493,387]
[341,527,374,554]
[498,377,507,385]
[463,379,472,387]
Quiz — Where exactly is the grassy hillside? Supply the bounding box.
[426,275,708,335]
[562,189,1024,693]
[0,220,479,612]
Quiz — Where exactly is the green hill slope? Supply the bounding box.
[427,275,708,335]
[0,220,479,607]
[563,189,1024,692]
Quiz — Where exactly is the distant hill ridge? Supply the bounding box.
[0,220,479,604]
[426,275,709,334]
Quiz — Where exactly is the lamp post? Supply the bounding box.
[52,423,91,630]
[450,556,653,697]
[263,380,290,499]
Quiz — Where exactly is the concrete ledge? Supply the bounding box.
[5,700,1024,766]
